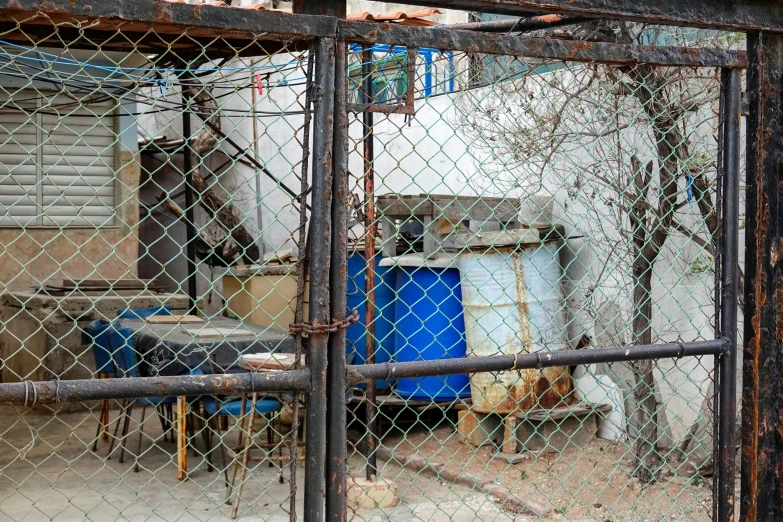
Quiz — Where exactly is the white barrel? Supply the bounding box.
[457,241,572,414]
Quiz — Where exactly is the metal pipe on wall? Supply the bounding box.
[181,86,199,312]
[0,370,312,405]
[0,340,726,406]
[326,40,350,522]
[742,31,783,522]
[303,36,336,522]
[717,67,740,522]
[361,46,379,482]
[447,14,590,33]
[348,340,728,385]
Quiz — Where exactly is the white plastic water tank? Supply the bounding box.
[457,234,572,414]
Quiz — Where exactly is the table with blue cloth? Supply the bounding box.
[121,317,296,377]
[120,317,296,479]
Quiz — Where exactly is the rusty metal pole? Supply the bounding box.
[361,47,378,481]
[326,40,349,522]
[742,31,783,522]
[717,66,740,522]
[303,37,336,522]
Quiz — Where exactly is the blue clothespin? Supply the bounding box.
[686,174,694,202]
[158,79,167,100]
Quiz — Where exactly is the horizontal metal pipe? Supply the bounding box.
[0,0,748,69]
[448,15,590,33]
[0,370,312,406]
[348,339,728,385]
[340,21,747,69]
[368,0,783,33]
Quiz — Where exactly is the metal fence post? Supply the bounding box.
[304,36,336,522]
[742,31,783,522]
[718,66,740,522]
[326,40,349,522]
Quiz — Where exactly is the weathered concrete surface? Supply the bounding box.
[0,407,513,522]
[0,151,142,293]
[0,292,192,384]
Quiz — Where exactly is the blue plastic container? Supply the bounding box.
[393,263,470,401]
[346,252,396,389]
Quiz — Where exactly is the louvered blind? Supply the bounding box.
[0,91,117,226]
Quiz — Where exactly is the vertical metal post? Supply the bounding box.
[742,31,783,522]
[718,67,740,522]
[304,37,336,522]
[181,86,198,312]
[361,47,378,481]
[290,43,315,522]
[326,41,349,522]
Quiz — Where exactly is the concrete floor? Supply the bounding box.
[0,407,512,522]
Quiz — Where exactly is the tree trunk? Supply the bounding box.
[631,263,662,483]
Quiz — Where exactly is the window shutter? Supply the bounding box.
[0,96,40,226]
[40,95,116,226]
[0,90,117,227]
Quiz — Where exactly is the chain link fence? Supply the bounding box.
[0,5,743,522]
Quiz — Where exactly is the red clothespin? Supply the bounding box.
[255,72,264,95]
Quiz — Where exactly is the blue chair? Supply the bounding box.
[197,358,284,506]
[86,320,116,451]
[105,325,179,472]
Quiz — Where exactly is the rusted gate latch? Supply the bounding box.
[289,309,359,335]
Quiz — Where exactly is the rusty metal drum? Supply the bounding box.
[457,237,572,414]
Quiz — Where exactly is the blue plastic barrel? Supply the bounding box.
[346,252,396,389]
[393,262,470,400]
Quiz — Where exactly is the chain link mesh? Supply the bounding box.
[0,9,742,522]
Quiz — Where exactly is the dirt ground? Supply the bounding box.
[0,405,716,522]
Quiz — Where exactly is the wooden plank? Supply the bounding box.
[61,278,158,289]
[432,196,520,222]
[145,314,203,324]
[381,217,397,257]
[182,327,253,338]
[376,197,433,217]
[422,215,438,258]
[501,416,519,454]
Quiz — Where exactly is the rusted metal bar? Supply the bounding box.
[346,104,416,115]
[0,370,311,406]
[303,36,336,522]
[348,340,728,386]
[0,0,749,68]
[369,0,783,32]
[288,42,315,522]
[325,40,349,522]
[339,21,748,69]
[362,46,379,482]
[742,31,783,522]
[448,14,590,32]
[0,0,338,40]
[717,66,740,522]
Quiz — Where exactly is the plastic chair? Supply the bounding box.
[203,392,289,519]
[105,325,178,472]
[85,320,116,451]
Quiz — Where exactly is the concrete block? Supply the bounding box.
[515,408,599,453]
[346,477,399,509]
[457,408,503,447]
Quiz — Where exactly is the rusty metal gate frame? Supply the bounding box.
[0,2,746,521]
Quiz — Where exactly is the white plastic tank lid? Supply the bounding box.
[378,252,458,269]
